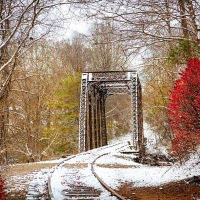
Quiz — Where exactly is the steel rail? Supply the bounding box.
[90,148,127,200]
[47,143,128,200]
[47,155,76,199]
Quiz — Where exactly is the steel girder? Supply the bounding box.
[78,71,143,153]
[78,73,88,152]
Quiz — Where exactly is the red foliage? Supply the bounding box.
[0,175,7,200]
[168,58,200,158]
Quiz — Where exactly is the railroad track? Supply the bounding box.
[47,143,128,200]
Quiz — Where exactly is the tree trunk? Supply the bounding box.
[178,0,189,38]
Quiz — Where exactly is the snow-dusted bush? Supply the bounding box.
[168,58,200,160]
[0,175,7,200]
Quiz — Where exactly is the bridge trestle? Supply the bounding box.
[79,71,143,153]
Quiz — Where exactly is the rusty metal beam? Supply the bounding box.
[100,89,107,146]
[97,93,101,148]
[88,90,93,150]
[93,88,97,148]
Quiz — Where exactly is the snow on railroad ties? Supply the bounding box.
[94,154,200,189]
[65,143,127,164]
[92,151,170,189]
[51,164,118,199]
[25,124,200,199]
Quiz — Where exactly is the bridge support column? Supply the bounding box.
[100,89,107,146]
[79,73,88,153]
[137,77,144,154]
[88,90,93,150]
[129,75,143,152]
[130,75,138,150]
[97,92,101,148]
[93,88,97,148]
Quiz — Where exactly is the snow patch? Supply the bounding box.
[22,124,200,199]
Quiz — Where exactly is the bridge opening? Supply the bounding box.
[78,71,143,153]
[106,94,131,141]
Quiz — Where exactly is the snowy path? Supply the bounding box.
[50,143,128,199]
[26,127,200,199]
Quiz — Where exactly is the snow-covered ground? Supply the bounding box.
[43,126,200,199]
[4,124,200,199]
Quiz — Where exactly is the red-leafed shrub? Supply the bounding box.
[168,58,200,160]
[0,175,7,200]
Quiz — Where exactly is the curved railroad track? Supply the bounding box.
[47,143,128,200]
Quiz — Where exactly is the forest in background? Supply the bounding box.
[0,0,200,164]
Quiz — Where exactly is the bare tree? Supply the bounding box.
[5,36,91,162]
[75,0,199,58]
[89,21,129,71]
[6,40,60,162]
[0,0,74,163]
[56,34,92,73]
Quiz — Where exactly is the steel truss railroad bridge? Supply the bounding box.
[78,71,143,153]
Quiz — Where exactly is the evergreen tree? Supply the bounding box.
[48,72,81,155]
